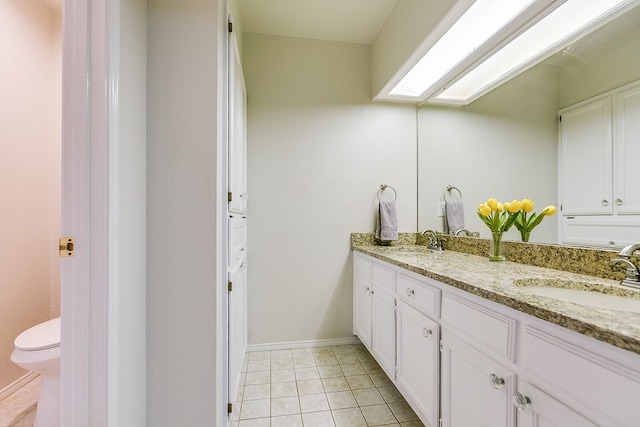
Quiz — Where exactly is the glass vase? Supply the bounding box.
[520,230,531,242]
[489,232,505,261]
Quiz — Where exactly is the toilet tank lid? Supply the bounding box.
[14,317,61,351]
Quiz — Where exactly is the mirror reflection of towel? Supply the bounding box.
[375,201,398,241]
[446,201,465,234]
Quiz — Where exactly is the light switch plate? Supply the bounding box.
[437,202,446,217]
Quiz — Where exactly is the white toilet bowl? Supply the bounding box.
[11,317,61,427]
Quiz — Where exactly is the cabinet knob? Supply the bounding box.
[601,199,609,206]
[422,328,432,338]
[489,373,505,389]
[406,288,415,297]
[512,392,531,411]
[616,198,623,206]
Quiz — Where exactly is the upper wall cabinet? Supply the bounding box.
[228,29,247,215]
[559,80,640,248]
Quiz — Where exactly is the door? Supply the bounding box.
[441,331,516,427]
[228,257,248,405]
[396,300,439,427]
[353,275,373,349]
[515,381,598,427]
[614,82,640,215]
[371,284,396,379]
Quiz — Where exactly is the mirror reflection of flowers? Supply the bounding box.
[513,199,557,242]
[477,198,521,233]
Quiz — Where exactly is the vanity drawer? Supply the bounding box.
[354,253,373,279]
[441,292,516,361]
[523,325,640,426]
[372,262,396,292]
[397,273,440,318]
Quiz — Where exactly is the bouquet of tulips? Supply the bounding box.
[513,199,557,242]
[477,198,521,233]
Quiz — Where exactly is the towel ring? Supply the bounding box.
[377,184,397,202]
[443,185,462,202]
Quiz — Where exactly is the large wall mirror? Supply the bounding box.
[417,4,640,246]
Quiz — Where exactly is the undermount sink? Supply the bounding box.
[514,278,640,313]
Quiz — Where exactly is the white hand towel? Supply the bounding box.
[445,201,465,234]
[375,200,398,241]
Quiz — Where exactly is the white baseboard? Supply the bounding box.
[0,371,39,402]
[246,336,362,352]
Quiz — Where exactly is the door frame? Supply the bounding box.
[61,0,114,424]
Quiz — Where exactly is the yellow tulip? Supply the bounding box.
[497,202,504,212]
[503,202,511,212]
[543,205,557,216]
[521,199,534,213]
[478,203,492,217]
[486,198,498,211]
[507,200,523,213]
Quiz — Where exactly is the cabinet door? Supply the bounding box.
[441,332,516,427]
[228,30,247,214]
[396,300,439,427]
[371,284,396,379]
[615,83,640,215]
[560,97,612,215]
[515,381,597,427]
[353,275,372,349]
[228,257,248,403]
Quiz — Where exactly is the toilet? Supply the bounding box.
[11,317,61,427]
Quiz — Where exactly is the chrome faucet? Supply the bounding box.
[420,229,445,251]
[455,229,471,236]
[611,244,640,289]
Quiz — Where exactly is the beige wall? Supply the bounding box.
[244,33,417,346]
[0,0,61,391]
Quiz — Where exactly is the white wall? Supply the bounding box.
[113,0,147,424]
[147,0,225,424]
[417,64,560,243]
[244,33,417,346]
[0,0,60,391]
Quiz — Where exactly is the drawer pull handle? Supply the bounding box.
[422,328,432,338]
[512,392,531,411]
[406,288,415,297]
[602,199,609,206]
[616,198,623,206]
[489,373,505,389]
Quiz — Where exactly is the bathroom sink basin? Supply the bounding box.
[514,278,640,313]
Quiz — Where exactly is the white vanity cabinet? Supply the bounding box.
[353,254,373,349]
[559,80,640,248]
[371,283,396,378]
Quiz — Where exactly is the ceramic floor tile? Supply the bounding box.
[301,410,336,427]
[332,345,356,355]
[361,359,384,374]
[360,404,398,425]
[388,402,420,423]
[318,365,344,378]
[271,369,295,383]
[321,377,351,392]
[345,374,375,390]
[245,371,270,385]
[400,421,425,427]
[249,351,271,361]
[238,418,270,427]
[299,393,330,413]
[296,379,324,395]
[271,381,298,398]
[294,367,320,381]
[352,388,385,406]
[240,399,270,420]
[271,358,294,370]
[314,354,339,366]
[332,407,367,427]
[369,372,394,388]
[271,414,303,427]
[312,347,334,356]
[340,362,366,376]
[243,384,270,400]
[378,386,405,404]
[271,396,300,417]
[335,352,360,364]
[326,391,358,410]
[247,359,270,372]
[292,357,316,368]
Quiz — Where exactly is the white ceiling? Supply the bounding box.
[236,0,398,44]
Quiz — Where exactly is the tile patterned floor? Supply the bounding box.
[230,344,425,427]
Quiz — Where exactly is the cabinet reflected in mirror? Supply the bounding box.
[417,5,640,247]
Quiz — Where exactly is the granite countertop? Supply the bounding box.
[352,244,640,355]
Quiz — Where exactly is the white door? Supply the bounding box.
[559,97,613,215]
[515,381,598,427]
[228,27,247,214]
[371,284,396,379]
[228,257,248,406]
[614,82,640,215]
[441,332,515,427]
[353,275,372,349]
[396,300,439,427]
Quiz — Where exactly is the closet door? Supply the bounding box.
[614,82,640,215]
[228,27,247,214]
[559,97,612,215]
